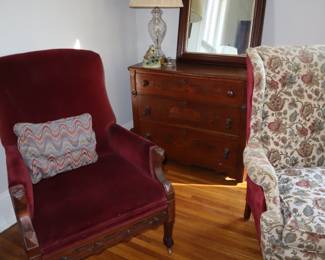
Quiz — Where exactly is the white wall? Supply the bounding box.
[0,142,15,232]
[0,0,138,125]
[0,0,138,232]
[0,144,7,197]
[262,0,325,45]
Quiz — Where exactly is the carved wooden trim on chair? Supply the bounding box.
[9,184,42,260]
[150,146,174,197]
[150,146,175,253]
[47,211,168,259]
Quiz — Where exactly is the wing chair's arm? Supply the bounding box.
[9,185,41,259]
[5,145,34,215]
[244,141,282,222]
[106,124,174,203]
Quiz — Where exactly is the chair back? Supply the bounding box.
[0,49,116,153]
[247,45,325,169]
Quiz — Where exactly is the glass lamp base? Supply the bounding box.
[148,7,167,60]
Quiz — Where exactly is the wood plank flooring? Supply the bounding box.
[0,162,261,260]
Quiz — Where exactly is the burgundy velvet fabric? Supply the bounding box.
[0,49,115,147]
[32,154,167,254]
[107,124,155,176]
[245,56,267,240]
[0,49,116,214]
[246,57,254,140]
[246,176,266,239]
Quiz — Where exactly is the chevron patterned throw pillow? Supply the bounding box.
[14,113,98,184]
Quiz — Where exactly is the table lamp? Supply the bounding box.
[130,0,183,67]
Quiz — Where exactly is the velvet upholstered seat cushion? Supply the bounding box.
[32,153,167,254]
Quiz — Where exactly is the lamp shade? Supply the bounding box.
[129,0,183,8]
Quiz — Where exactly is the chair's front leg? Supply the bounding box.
[9,185,41,260]
[163,199,175,254]
[150,146,175,254]
[243,202,251,220]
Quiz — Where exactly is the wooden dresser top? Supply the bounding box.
[129,61,247,81]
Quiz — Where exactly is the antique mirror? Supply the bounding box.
[177,0,266,65]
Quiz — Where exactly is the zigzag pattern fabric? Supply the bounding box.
[14,113,98,184]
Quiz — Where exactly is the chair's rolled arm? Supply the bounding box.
[149,146,175,223]
[106,124,174,199]
[244,141,282,220]
[9,185,41,259]
[106,124,155,175]
[149,146,174,197]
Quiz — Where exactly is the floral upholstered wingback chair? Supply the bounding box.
[244,45,325,259]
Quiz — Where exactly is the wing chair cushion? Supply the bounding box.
[277,167,325,252]
[14,113,98,184]
[32,153,167,254]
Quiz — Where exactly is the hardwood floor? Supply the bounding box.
[0,162,261,260]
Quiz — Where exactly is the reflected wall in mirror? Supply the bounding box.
[187,0,255,55]
[177,0,266,65]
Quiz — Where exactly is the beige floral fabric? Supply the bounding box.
[279,167,325,253]
[249,46,325,169]
[244,141,281,215]
[261,211,325,260]
[245,45,325,260]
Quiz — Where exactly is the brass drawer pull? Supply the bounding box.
[143,106,151,116]
[142,80,150,87]
[227,90,235,97]
[224,148,230,159]
[225,118,233,130]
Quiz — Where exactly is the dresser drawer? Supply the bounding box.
[137,95,242,136]
[135,72,245,106]
[137,121,240,169]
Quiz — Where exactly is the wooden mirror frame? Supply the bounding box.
[177,0,267,66]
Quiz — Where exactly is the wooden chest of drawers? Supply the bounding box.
[129,62,247,181]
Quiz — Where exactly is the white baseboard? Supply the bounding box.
[0,189,16,233]
[122,120,133,130]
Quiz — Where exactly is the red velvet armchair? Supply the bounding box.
[0,49,175,259]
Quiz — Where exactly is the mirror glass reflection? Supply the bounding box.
[187,0,255,55]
